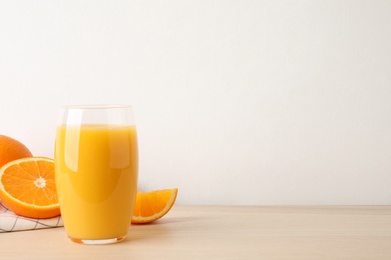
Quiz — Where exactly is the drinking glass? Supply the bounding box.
[55,105,138,245]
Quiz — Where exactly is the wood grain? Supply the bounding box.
[1,205,391,259]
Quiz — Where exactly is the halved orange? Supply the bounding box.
[0,157,60,219]
[132,188,178,224]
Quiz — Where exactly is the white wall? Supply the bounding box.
[1,1,390,205]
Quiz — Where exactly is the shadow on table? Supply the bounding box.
[123,216,201,244]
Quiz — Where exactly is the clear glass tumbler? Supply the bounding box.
[55,105,138,245]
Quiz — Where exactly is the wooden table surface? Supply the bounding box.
[1,205,391,259]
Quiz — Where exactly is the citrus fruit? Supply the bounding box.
[132,188,178,224]
[0,157,60,219]
[0,135,33,168]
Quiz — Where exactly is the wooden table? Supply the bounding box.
[1,205,391,259]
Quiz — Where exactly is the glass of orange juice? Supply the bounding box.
[55,105,138,245]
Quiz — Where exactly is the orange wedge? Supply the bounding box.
[132,188,178,224]
[0,157,60,219]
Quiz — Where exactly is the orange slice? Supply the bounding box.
[132,188,178,224]
[0,157,60,219]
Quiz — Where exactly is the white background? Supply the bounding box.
[1,1,390,205]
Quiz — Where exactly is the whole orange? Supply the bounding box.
[0,135,33,168]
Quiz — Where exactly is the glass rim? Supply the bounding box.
[60,104,133,110]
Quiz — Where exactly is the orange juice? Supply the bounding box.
[55,124,138,241]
